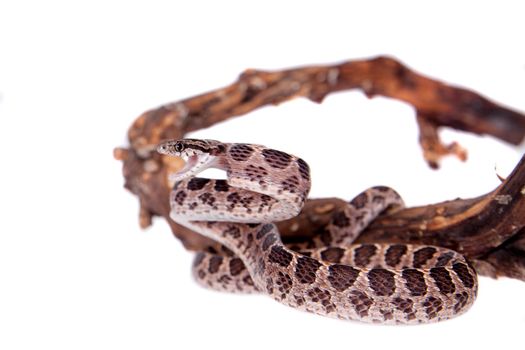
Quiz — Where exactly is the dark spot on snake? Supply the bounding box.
[281,175,300,193]
[268,246,293,267]
[349,291,373,318]
[413,247,437,268]
[380,309,394,321]
[229,258,246,276]
[262,233,278,251]
[227,192,241,204]
[220,246,234,257]
[256,223,274,240]
[198,192,216,206]
[223,225,241,239]
[173,190,187,206]
[187,177,210,191]
[328,264,359,291]
[275,272,293,297]
[353,244,377,267]
[243,275,255,288]
[319,229,333,246]
[454,291,470,313]
[296,158,310,181]
[367,268,396,296]
[246,233,253,248]
[385,245,408,267]
[430,267,456,295]
[294,295,305,306]
[229,144,254,162]
[331,210,350,228]
[218,274,231,285]
[320,247,345,263]
[435,252,455,267]
[392,297,415,316]
[402,268,427,296]
[244,164,268,182]
[265,277,274,294]
[214,180,230,192]
[374,186,391,192]
[372,195,386,205]
[350,192,368,209]
[423,296,443,319]
[307,287,332,307]
[262,148,293,169]
[208,256,223,274]
[295,256,321,284]
[452,262,475,288]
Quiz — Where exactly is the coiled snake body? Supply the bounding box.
[157,139,477,324]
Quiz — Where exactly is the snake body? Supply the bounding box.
[157,139,478,324]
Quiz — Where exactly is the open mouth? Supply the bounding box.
[169,153,214,182]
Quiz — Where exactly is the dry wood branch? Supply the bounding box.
[114,56,525,280]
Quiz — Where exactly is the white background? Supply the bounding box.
[1,1,525,349]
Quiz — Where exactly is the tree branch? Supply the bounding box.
[114,56,525,280]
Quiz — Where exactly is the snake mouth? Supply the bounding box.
[169,153,215,182]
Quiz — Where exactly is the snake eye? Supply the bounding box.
[174,142,184,153]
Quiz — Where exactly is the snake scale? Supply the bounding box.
[157,138,478,324]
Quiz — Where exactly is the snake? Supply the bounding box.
[157,138,478,324]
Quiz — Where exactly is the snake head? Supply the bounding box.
[157,139,224,182]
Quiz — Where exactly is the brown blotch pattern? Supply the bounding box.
[328,264,359,292]
[423,296,443,320]
[244,164,269,183]
[296,158,310,181]
[295,256,322,284]
[452,263,475,288]
[186,177,210,191]
[229,144,255,161]
[331,210,350,228]
[385,244,408,267]
[413,247,437,268]
[208,256,223,274]
[229,258,245,276]
[392,297,416,320]
[218,274,231,285]
[380,309,394,321]
[294,295,305,306]
[430,267,456,295]
[354,245,378,267]
[402,268,427,296]
[349,291,373,318]
[320,247,345,263]
[214,180,230,192]
[350,192,368,209]
[435,252,455,267]
[243,275,256,288]
[261,148,293,169]
[226,192,241,207]
[198,192,216,206]
[368,268,396,296]
[223,225,241,239]
[307,287,333,310]
[282,175,300,193]
[174,190,187,206]
[262,233,278,251]
[454,291,469,313]
[275,272,293,298]
[268,246,293,267]
[256,224,274,239]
